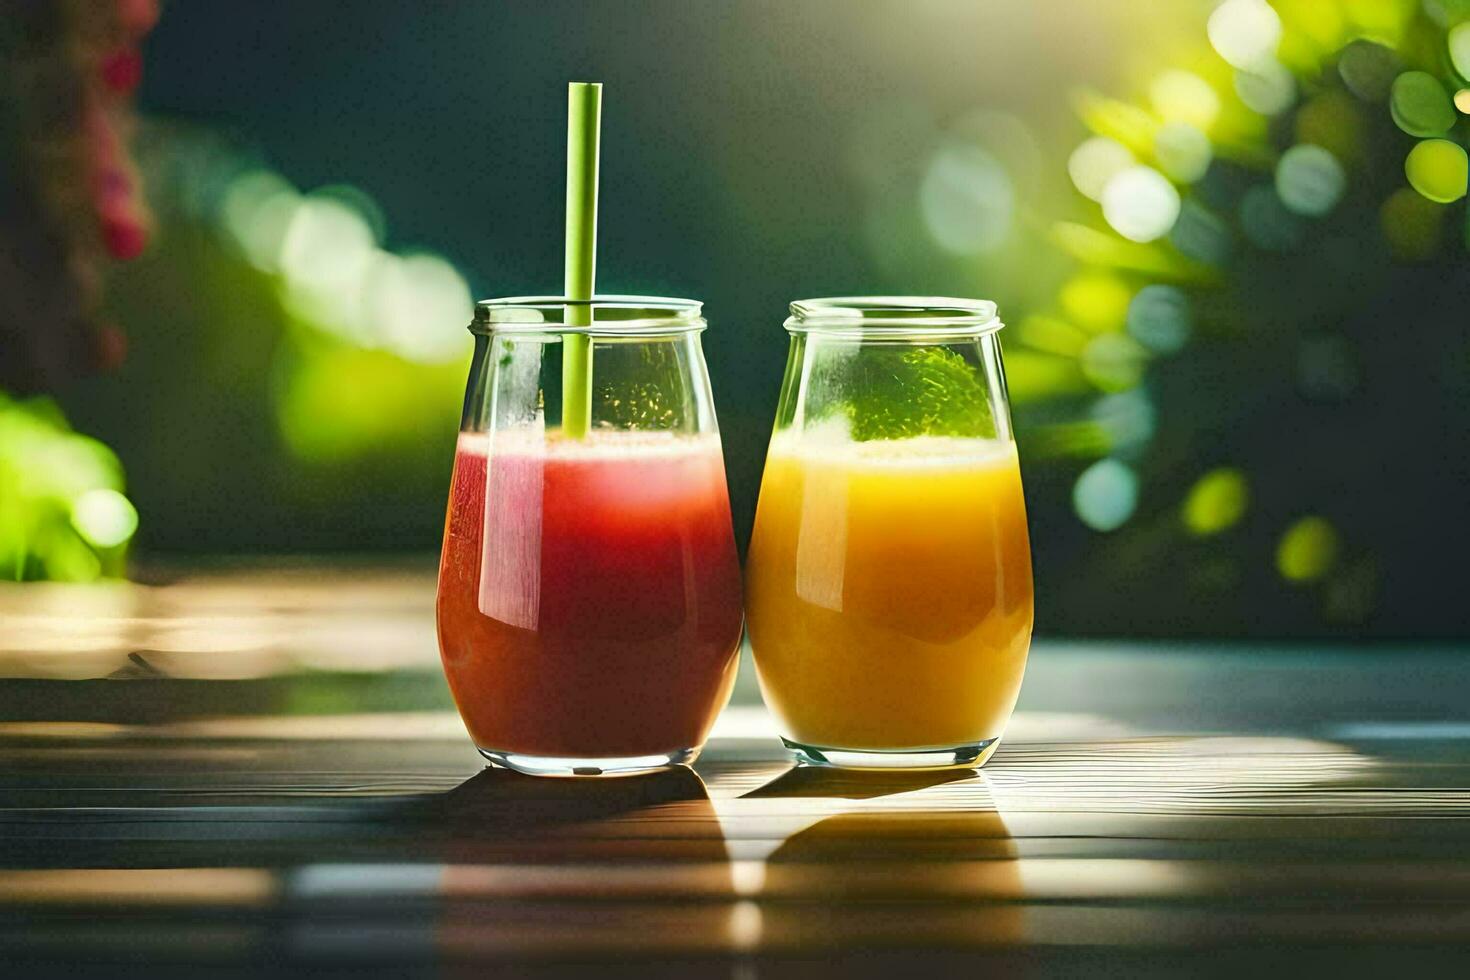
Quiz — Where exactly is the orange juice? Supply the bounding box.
[746,428,1033,760]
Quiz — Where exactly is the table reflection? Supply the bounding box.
[430,765,746,963]
[705,765,1026,953]
[395,764,1028,959]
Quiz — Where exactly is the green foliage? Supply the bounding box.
[1405,138,1468,202]
[1038,0,1468,628]
[274,343,466,463]
[825,346,994,441]
[0,392,135,580]
[58,128,480,558]
[1390,71,1455,137]
[1183,468,1249,536]
[1277,516,1341,584]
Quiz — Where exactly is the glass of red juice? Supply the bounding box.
[436,296,744,777]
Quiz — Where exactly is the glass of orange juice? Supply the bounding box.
[745,297,1033,770]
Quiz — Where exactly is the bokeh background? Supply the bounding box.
[7,0,1470,637]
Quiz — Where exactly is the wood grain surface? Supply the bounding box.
[1,569,1467,976]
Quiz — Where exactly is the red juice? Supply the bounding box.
[436,430,744,763]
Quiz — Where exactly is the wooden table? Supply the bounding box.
[2,569,1468,975]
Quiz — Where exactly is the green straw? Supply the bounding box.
[561,82,601,440]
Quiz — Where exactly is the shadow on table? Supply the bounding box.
[743,765,1016,860]
[415,764,730,865]
[425,765,740,965]
[742,765,980,799]
[733,765,1027,951]
[433,763,711,824]
[411,765,1023,959]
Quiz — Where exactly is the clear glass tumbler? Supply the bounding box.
[436,296,744,777]
[746,297,1033,769]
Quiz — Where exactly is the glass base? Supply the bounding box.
[478,746,700,778]
[782,736,1000,770]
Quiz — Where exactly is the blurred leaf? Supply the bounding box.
[1404,138,1468,202]
[1075,90,1160,155]
[1060,273,1132,333]
[1014,314,1090,357]
[1277,516,1341,583]
[1380,186,1446,259]
[1182,468,1250,536]
[1295,90,1366,164]
[1004,350,1092,402]
[0,394,134,581]
[1051,221,1218,282]
[274,344,465,464]
[1390,71,1456,137]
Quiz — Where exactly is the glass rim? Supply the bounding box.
[786,296,1003,337]
[471,294,706,335]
